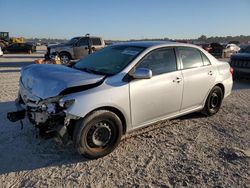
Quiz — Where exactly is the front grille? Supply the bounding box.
[230,59,250,69]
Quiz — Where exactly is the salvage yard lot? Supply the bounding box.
[0,53,249,187]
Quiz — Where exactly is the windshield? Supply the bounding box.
[74,45,145,75]
[66,37,80,45]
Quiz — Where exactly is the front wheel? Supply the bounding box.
[73,110,123,159]
[59,52,71,65]
[202,86,223,116]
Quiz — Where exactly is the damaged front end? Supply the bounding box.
[7,64,105,142]
[7,88,79,142]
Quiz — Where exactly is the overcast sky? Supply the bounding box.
[1,0,250,40]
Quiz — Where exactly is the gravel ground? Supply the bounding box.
[0,53,249,187]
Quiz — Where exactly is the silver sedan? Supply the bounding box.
[8,41,233,158]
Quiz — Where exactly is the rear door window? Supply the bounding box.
[91,38,102,45]
[178,47,203,69]
[201,52,211,66]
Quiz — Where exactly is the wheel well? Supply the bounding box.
[83,107,127,134]
[215,83,225,97]
[59,51,72,59]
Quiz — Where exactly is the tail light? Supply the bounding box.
[230,67,234,75]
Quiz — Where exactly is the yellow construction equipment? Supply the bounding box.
[0,32,25,49]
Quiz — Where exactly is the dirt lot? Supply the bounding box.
[0,53,249,187]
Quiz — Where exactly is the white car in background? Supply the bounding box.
[0,46,3,56]
[223,43,240,58]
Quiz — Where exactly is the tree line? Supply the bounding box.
[197,35,250,43]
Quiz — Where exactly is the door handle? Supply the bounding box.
[208,71,213,76]
[173,77,183,83]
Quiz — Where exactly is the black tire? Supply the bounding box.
[202,86,223,116]
[73,110,123,159]
[59,52,71,65]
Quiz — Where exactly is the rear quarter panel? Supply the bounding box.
[214,61,233,98]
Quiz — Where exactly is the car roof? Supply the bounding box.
[111,41,199,49]
[75,36,102,39]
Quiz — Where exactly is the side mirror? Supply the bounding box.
[131,68,152,79]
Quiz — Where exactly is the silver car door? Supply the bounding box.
[129,48,183,127]
[178,47,216,111]
[73,37,89,59]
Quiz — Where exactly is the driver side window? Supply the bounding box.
[78,38,88,46]
[137,48,177,76]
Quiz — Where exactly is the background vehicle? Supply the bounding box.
[208,43,240,58]
[3,43,35,53]
[0,31,25,49]
[8,42,233,159]
[201,43,212,51]
[45,35,105,64]
[230,44,250,79]
[0,46,3,56]
[47,42,60,47]
[222,43,240,58]
[208,43,224,58]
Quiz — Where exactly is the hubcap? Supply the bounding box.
[87,122,112,147]
[210,93,219,108]
[60,55,69,64]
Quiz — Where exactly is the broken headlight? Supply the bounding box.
[59,99,75,109]
[40,103,57,114]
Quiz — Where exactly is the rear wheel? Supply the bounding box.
[202,86,223,116]
[73,110,123,159]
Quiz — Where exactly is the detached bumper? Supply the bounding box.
[7,110,25,122]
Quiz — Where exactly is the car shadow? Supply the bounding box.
[0,62,33,68]
[175,112,207,120]
[0,101,86,175]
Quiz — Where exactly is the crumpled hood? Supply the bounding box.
[21,64,105,99]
